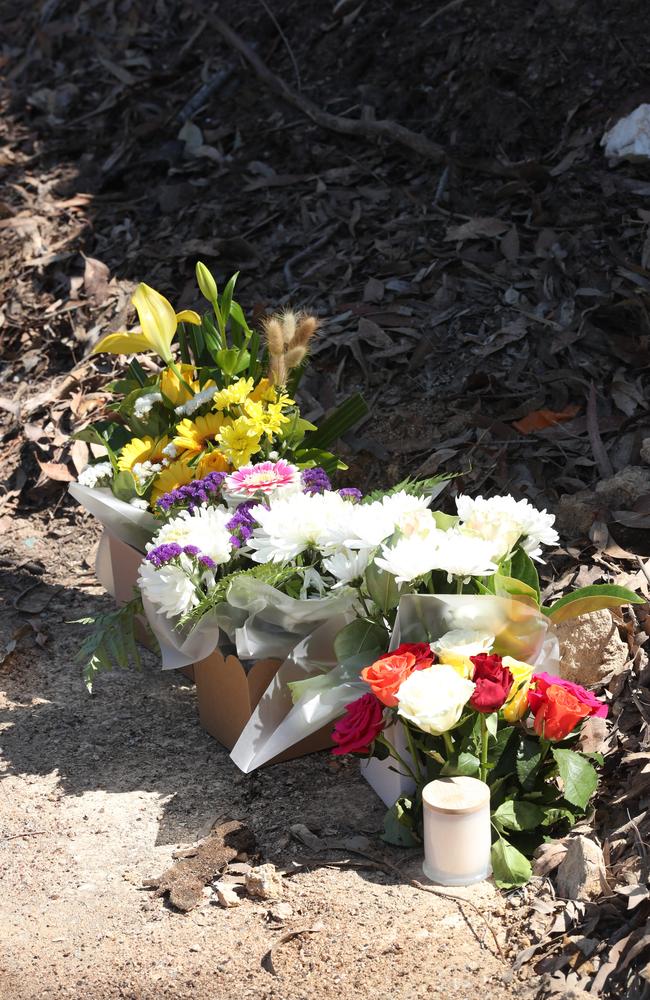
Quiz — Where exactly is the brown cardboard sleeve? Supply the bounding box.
[193,648,333,764]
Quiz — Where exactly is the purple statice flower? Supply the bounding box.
[156,471,227,515]
[338,487,363,503]
[145,542,183,567]
[226,500,259,550]
[198,555,216,569]
[183,545,200,556]
[301,466,332,495]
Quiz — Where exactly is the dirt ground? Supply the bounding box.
[1,512,528,1000]
[2,0,650,996]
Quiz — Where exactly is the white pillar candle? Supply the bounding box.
[422,776,492,886]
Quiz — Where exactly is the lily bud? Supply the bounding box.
[195,261,218,304]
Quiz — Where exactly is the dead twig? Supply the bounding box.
[283,222,340,289]
[262,922,324,975]
[587,383,614,480]
[422,0,472,28]
[2,830,48,841]
[258,0,301,92]
[211,13,446,164]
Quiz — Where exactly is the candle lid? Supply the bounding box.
[422,776,490,815]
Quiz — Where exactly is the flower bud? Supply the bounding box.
[195,261,218,304]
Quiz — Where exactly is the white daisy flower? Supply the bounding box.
[344,490,432,550]
[322,547,372,587]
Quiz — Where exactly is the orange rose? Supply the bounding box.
[361,652,417,707]
[532,683,591,741]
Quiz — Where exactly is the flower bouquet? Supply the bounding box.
[70,262,365,647]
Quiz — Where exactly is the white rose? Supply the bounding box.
[396,665,475,736]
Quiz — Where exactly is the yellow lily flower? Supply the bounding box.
[160,365,200,406]
[197,450,230,478]
[502,656,535,723]
[91,283,200,363]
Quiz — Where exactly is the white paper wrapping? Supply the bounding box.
[230,593,560,774]
[69,483,156,552]
[140,576,359,672]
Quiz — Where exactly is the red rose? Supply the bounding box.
[469,653,514,714]
[532,684,591,741]
[331,693,385,756]
[381,642,435,671]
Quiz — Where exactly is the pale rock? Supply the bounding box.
[602,104,650,163]
[533,840,568,877]
[555,836,607,901]
[555,491,598,538]
[215,885,242,908]
[595,466,650,510]
[268,901,293,921]
[641,438,650,466]
[245,863,284,901]
[553,609,628,685]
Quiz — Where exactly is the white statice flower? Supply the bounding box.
[247,491,352,563]
[132,460,163,489]
[344,491,432,550]
[138,559,199,619]
[174,384,218,417]
[151,506,233,565]
[396,665,475,736]
[77,462,113,489]
[456,494,559,562]
[129,498,149,510]
[162,442,178,460]
[322,547,372,587]
[133,392,162,418]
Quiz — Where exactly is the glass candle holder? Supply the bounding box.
[422,776,492,886]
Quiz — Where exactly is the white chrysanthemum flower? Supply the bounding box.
[151,506,233,565]
[77,462,113,488]
[345,491,432,550]
[133,392,162,418]
[138,559,198,619]
[375,529,498,584]
[322,547,371,587]
[456,494,559,562]
[247,491,351,563]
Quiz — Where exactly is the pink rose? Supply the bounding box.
[527,672,608,720]
[331,693,385,756]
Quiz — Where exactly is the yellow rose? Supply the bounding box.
[502,656,534,722]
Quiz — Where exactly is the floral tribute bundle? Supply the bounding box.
[71,262,365,530]
[333,636,611,887]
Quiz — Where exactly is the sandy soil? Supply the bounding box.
[0,511,534,1000]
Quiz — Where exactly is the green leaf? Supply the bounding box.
[551,749,598,810]
[333,618,388,670]
[491,573,539,606]
[516,737,543,790]
[365,561,407,613]
[490,838,532,888]
[492,799,544,832]
[306,394,368,449]
[543,584,643,622]
[431,511,459,531]
[111,470,138,502]
[382,796,420,848]
[508,548,541,602]
[485,712,498,738]
[219,272,239,336]
[441,752,480,777]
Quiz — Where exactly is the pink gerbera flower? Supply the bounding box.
[223,460,301,500]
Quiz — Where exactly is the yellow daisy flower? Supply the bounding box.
[196,450,230,478]
[173,413,224,454]
[212,377,255,411]
[217,416,262,467]
[151,458,194,505]
[118,436,169,472]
